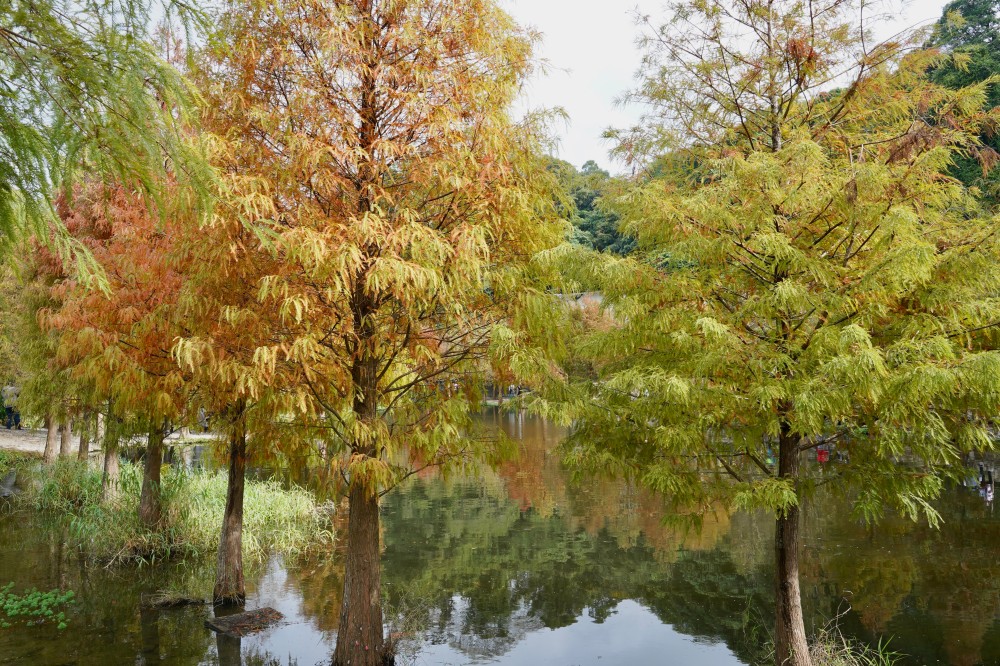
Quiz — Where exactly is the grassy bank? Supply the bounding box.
[14,459,334,564]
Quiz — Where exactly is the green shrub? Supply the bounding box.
[17,460,334,564]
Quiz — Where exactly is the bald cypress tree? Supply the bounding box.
[191,0,561,662]
[531,2,1000,665]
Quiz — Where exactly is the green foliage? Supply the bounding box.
[931,0,1000,50]
[0,0,211,259]
[17,460,333,564]
[550,159,635,255]
[0,582,74,630]
[23,458,103,511]
[928,0,1000,201]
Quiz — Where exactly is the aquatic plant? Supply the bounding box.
[0,583,74,630]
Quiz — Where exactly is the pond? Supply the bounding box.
[1,411,998,665]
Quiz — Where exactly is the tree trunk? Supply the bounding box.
[333,482,385,666]
[43,414,58,463]
[335,71,388,657]
[774,422,812,666]
[214,420,246,604]
[139,424,165,528]
[334,302,388,666]
[101,413,120,503]
[59,419,72,458]
[77,412,91,461]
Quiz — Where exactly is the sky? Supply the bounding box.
[501,0,952,173]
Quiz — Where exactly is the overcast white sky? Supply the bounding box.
[501,0,952,172]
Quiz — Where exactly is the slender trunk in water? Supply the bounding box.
[214,419,246,604]
[59,419,72,458]
[139,424,165,528]
[43,415,58,463]
[77,412,91,461]
[774,422,812,666]
[101,414,120,503]
[333,482,385,666]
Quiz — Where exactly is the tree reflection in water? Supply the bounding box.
[2,412,998,665]
[362,412,1000,666]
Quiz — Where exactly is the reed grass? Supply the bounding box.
[809,629,901,666]
[17,459,334,564]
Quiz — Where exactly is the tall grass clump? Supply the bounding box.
[23,458,103,510]
[162,469,335,560]
[17,460,334,564]
[0,450,31,478]
[809,629,901,666]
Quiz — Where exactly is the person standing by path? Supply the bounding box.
[2,385,20,429]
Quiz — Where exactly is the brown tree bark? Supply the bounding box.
[139,423,165,528]
[58,418,73,458]
[333,482,385,666]
[333,304,388,665]
[214,417,247,604]
[77,412,91,461]
[43,414,58,463]
[101,408,120,503]
[774,422,812,666]
[333,28,392,662]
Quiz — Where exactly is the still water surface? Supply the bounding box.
[1,412,998,665]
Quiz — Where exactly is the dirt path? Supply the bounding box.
[0,428,217,457]
[0,428,74,457]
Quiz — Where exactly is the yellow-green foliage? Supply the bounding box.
[167,468,333,560]
[0,0,210,256]
[533,0,1000,523]
[0,451,30,479]
[19,460,332,564]
[183,0,565,498]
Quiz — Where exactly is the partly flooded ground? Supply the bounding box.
[1,412,998,665]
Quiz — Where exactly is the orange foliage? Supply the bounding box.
[44,183,193,421]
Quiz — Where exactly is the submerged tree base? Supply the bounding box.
[331,652,396,666]
[205,607,284,637]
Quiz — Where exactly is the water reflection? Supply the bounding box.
[799,488,1000,666]
[0,512,215,665]
[0,411,998,665]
